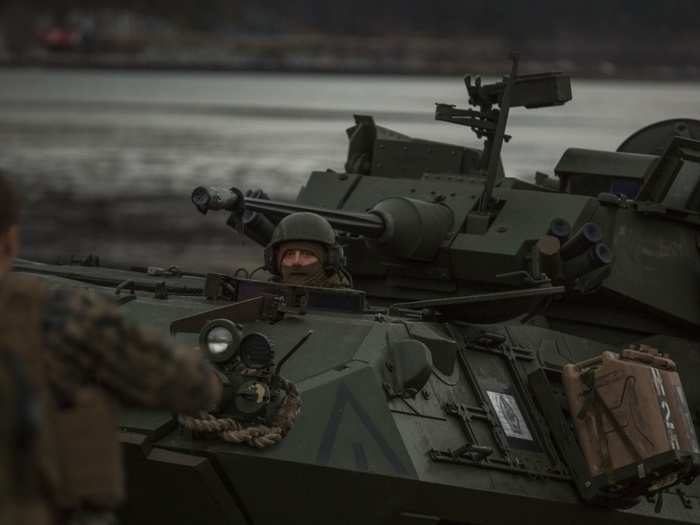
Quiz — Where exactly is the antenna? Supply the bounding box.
[271,330,314,391]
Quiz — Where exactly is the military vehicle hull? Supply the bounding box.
[15,258,700,524]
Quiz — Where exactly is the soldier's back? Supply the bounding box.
[0,271,221,524]
[0,274,53,524]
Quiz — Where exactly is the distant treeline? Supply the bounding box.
[9,0,700,38]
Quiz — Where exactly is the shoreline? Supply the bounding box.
[2,58,699,82]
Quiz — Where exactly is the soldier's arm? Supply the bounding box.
[42,288,221,415]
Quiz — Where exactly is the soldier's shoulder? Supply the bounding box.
[2,272,49,294]
[41,285,123,340]
[0,273,53,313]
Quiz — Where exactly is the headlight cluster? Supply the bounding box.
[199,319,274,370]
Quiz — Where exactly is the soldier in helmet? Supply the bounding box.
[264,212,351,288]
[0,173,223,525]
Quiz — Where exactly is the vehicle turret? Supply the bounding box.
[193,60,612,305]
[190,58,700,343]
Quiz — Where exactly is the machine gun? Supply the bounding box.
[435,55,571,232]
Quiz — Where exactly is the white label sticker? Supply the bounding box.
[650,368,681,450]
[487,391,533,441]
[675,385,700,453]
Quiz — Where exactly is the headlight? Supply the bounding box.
[199,319,241,362]
[239,332,274,369]
[208,327,234,353]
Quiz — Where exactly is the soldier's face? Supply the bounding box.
[0,225,18,274]
[281,249,319,268]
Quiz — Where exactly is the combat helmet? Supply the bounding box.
[264,212,345,275]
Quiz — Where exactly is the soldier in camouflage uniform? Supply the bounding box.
[0,174,223,525]
[264,212,351,288]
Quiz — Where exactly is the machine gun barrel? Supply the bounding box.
[192,186,386,238]
[191,185,241,212]
[248,199,385,238]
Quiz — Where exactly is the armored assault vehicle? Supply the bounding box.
[15,58,700,524]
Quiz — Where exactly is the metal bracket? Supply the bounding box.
[276,289,308,316]
[676,488,693,509]
[153,281,169,300]
[115,279,135,296]
[71,253,100,267]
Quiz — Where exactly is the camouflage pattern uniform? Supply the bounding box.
[42,287,220,414]
[0,274,221,525]
[0,352,35,523]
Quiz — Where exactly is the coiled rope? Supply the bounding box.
[179,376,301,449]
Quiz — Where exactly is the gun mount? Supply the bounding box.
[435,57,572,230]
